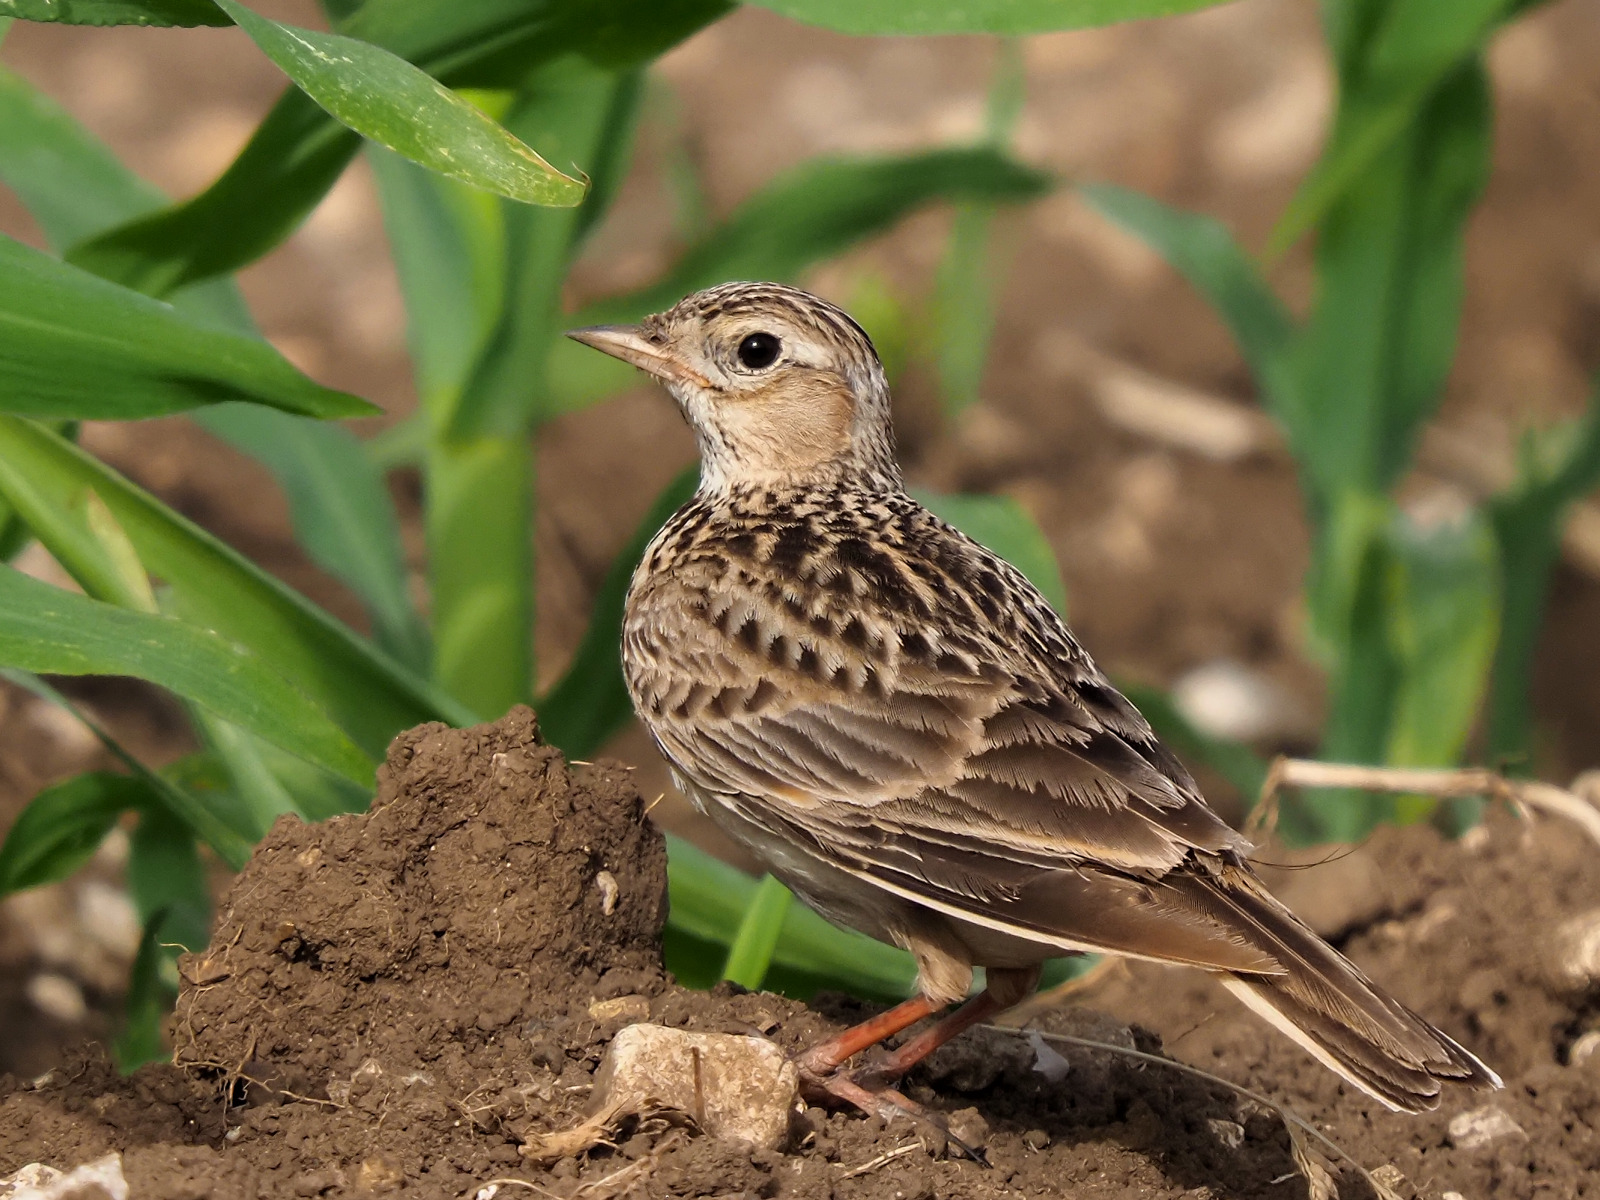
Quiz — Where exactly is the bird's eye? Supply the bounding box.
[736,332,781,370]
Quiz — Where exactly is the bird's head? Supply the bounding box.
[567,282,899,494]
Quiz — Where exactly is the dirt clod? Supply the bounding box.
[4,710,1600,1197]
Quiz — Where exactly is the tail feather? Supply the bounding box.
[1175,863,1500,1113]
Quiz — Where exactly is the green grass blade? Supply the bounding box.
[0,771,147,895]
[370,142,526,718]
[1268,0,1512,256]
[0,0,226,24]
[1383,510,1499,789]
[540,465,698,758]
[1487,379,1600,764]
[546,147,1053,415]
[211,0,584,208]
[0,72,426,672]
[369,147,506,413]
[0,67,166,249]
[193,404,430,673]
[188,708,301,836]
[63,1,727,296]
[0,417,474,756]
[452,61,644,437]
[720,874,794,990]
[665,833,917,998]
[1078,183,1301,438]
[932,38,1025,418]
[751,0,1228,34]
[0,567,372,790]
[425,436,532,718]
[2,669,255,867]
[68,88,359,297]
[117,806,211,1071]
[0,235,373,420]
[916,489,1068,615]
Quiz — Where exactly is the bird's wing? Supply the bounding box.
[628,517,1276,973]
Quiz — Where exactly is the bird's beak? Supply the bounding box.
[564,325,710,388]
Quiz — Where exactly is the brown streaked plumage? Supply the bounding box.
[567,281,1500,1116]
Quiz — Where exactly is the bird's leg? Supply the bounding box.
[795,968,1040,1160]
[794,995,941,1078]
[851,987,1011,1088]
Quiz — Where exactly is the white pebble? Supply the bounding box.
[1172,659,1304,743]
[25,973,86,1024]
[1568,1030,1600,1066]
[76,882,142,960]
[1447,1105,1526,1151]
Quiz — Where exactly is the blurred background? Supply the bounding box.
[2,0,1598,1077]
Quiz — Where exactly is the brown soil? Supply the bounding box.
[3,711,1597,1199]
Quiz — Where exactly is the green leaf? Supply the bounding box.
[720,874,793,990]
[68,89,360,297]
[546,147,1054,414]
[370,147,506,414]
[0,417,473,759]
[211,0,584,208]
[425,436,532,719]
[665,834,917,999]
[65,0,729,296]
[540,465,698,759]
[0,772,146,895]
[932,38,1025,419]
[0,0,226,25]
[189,708,300,836]
[1077,183,1301,439]
[193,404,430,673]
[751,0,1226,34]
[0,565,373,787]
[117,806,211,1071]
[0,67,165,250]
[1487,379,1600,763]
[370,143,525,718]
[0,72,427,681]
[1383,510,1498,807]
[116,910,176,1071]
[1290,62,1492,506]
[916,489,1068,616]
[0,235,373,421]
[1270,0,1514,255]
[3,669,254,868]
[451,60,645,436]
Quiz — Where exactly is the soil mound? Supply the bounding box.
[2,709,1598,1199]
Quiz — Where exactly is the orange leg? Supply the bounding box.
[855,988,1010,1085]
[795,995,941,1077]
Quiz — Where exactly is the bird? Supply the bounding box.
[566,281,1500,1120]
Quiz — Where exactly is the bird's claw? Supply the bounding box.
[795,1057,987,1163]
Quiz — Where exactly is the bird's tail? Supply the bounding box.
[1186,866,1500,1112]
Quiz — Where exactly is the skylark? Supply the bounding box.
[568,282,1498,1118]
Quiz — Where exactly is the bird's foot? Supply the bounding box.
[794,1054,986,1162]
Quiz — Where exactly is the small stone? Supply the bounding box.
[587,995,650,1024]
[1022,1128,1050,1151]
[1172,660,1307,744]
[1208,1119,1245,1150]
[523,1024,799,1159]
[1568,1030,1600,1066]
[355,1157,403,1193]
[1552,909,1600,989]
[26,973,87,1024]
[0,1153,128,1200]
[1447,1105,1527,1151]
